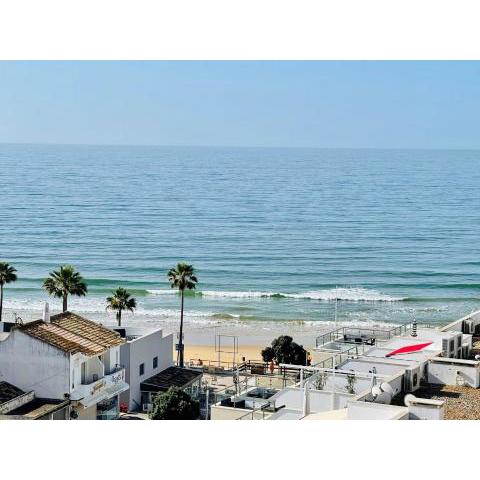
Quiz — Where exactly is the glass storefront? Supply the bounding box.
[97,395,119,420]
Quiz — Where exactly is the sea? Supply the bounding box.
[1,144,480,340]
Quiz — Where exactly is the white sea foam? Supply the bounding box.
[147,287,406,302]
[3,297,222,323]
[284,287,406,302]
[201,290,276,298]
[146,289,177,296]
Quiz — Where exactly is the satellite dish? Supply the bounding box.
[371,382,394,404]
[371,385,382,399]
[404,394,416,407]
[475,355,480,361]
[380,382,394,396]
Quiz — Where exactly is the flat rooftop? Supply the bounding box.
[382,331,454,352]
[364,346,434,364]
[0,381,24,404]
[337,358,409,376]
[140,366,202,393]
[5,397,67,418]
[410,384,480,420]
[267,408,304,420]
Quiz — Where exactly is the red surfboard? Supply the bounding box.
[385,342,433,357]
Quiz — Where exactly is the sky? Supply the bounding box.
[0,61,479,148]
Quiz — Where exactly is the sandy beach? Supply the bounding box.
[181,344,264,364]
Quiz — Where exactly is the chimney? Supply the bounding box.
[43,302,51,323]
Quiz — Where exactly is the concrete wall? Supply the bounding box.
[428,359,480,387]
[210,405,267,420]
[119,329,173,410]
[408,400,444,420]
[76,404,97,420]
[0,330,70,399]
[69,346,121,393]
[0,391,35,414]
[271,387,353,412]
[347,401,409,420]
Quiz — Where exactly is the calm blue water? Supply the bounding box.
[1,144,480,329]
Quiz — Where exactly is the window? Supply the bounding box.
[153,356,158,369]
[139,363,145,376]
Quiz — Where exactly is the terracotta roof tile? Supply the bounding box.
[17,312,124,356]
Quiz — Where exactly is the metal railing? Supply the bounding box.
[211,373,299,406]
[315,323,413,348]
[236,401,276,420]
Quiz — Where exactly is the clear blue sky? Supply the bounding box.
[1,61,479,148]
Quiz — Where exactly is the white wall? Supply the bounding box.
[101,347,120,374]
[270,387,353,412]
[408,400,444,420]
[0,330,70,399]
[347,401,409,420]
[119,329,173,410]
[76,404,97,420]
[210,405,266,420]
[428,359,480,387]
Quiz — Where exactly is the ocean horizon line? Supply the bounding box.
[1,141,480,151]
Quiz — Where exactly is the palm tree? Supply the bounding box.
[43,265,87,312]
[0,262,17,323]
[106,287,137,326]
[168,262,198,368]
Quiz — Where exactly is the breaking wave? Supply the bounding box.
[147,287,406,302]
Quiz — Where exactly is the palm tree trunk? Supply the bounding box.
[63,293,68,312]
[0,284,3,323]
[117,310,122,327]
[178,289,185,368]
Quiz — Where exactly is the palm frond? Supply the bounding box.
[0,262,18,284]
[106,287,137,314]
[167,262,198,291]
[43,264,88,298]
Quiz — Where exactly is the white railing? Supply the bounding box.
[71,367,126,401]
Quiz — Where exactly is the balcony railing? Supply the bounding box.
[71,366,126,402]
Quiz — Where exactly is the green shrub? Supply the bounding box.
[261,335,307,365]
[149,386,200,420]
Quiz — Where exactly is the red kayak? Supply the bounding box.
[385,342,433,357]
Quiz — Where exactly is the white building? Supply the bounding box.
[111,326,173,411]
[0,310,129,420]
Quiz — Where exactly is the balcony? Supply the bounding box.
[71,367,129,408]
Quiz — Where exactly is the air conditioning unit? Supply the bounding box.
[462,319,475,335]
[442,334,463,358]
[442,338,450,357]
[464,320,475,334]
[404,367,421,392]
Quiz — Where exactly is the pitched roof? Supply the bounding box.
[17,312,124,356]
[140,366,202,393]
